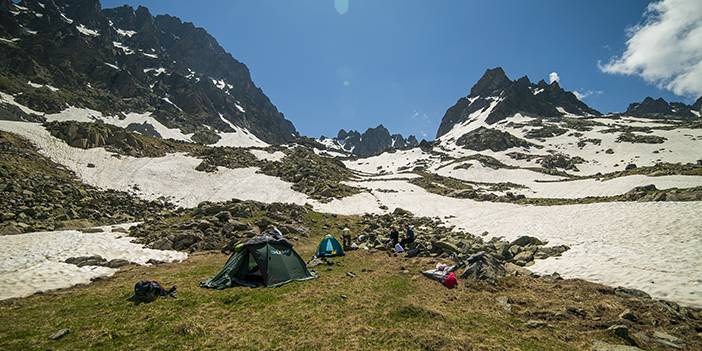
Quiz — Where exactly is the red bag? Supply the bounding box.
[442,272,457,289]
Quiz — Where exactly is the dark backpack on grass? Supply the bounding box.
[130,280,176,304]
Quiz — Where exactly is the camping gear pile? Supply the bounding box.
[355,209,570,283]
[422,263,461,288]
[200,232,315,289]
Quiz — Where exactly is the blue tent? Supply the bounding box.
[316,235,345,257]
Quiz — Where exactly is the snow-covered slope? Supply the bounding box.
[1,119,701,306]
[0,224,186,300]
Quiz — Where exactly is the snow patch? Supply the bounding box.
[0,224,186,300]
[144,67,166,76]
[250,149,286,162]
[76,24,99,37]
[112,41,134,55]
[116,28,136,37]
[27,81,59,92]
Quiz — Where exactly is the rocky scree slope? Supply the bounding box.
[0,0,297,144]
[44,120,362,202]
[0,130,175,234]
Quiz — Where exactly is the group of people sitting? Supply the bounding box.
[337,224,416,252]
[386,224,415,251]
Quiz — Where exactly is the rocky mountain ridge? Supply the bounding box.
[624,96,702,120]
[0,0,297,144]
[436,67,602,138]
[319,124,418,157]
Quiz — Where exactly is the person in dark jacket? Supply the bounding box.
[387,226,400,247]
[400,225,415,247]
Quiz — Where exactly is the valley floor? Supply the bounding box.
[1,227,699,351]
[1,119,701,307]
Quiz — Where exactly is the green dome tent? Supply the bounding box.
[200,234,315,288]
[316,234,345,257]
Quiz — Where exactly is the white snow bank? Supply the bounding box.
[250,149,286,162]
[0,92,44,116]
[0,224,186,300]
[215,114,268,148]
[44,107,194,142]
[335,179,702,307]
[437,161,702,198]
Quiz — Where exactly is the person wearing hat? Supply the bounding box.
[341,227,352,250]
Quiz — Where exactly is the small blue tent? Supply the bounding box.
[316,235,345,257]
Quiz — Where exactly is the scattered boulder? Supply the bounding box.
[460,251,506,283]
[511,236,544,247]
[106,259,131,268]
[48,328,70,340]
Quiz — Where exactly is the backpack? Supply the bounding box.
[442,272,457,289]
[130,280,176,303]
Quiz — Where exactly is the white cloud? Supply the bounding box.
[573,90,604,100]
[599,0,702,97]
[548,72,560,84]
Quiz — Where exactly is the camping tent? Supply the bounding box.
[315,234,345,257]
[201,234,315,288]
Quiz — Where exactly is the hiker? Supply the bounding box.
[387,226,399,247]
[400,225,415,248]
[341,227,352,249]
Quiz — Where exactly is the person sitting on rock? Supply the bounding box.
[400,225,415,248]
[387,226,400,247]
[341,227,352,249]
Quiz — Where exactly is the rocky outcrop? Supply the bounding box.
[130,200,312,252]
[44,121,198,157]
[436,67,601,138]
[258,146,361,202]
[0,130,175,234]
[624,97,701,120]
[354,209,569,277]
[455,127,537,152]
[322,125,419,157]
[0,0,298,144]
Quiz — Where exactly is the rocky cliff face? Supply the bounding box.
[320,125,418,157]
[436,67,601,138]
[0,0,297,144]
[624,97,701,120]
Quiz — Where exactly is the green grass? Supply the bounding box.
[0,213,691,350]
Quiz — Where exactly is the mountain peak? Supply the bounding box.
[327,125,418,156]
[436,68,602,138]
[469,67,511,96]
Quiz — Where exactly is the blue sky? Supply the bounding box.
[102,0,695,139]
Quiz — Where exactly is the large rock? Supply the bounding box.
[510,236,544,247]
[65,255,108,267]
[172,232,203,250]
[455,127,536,152]
[460,251,506,283]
